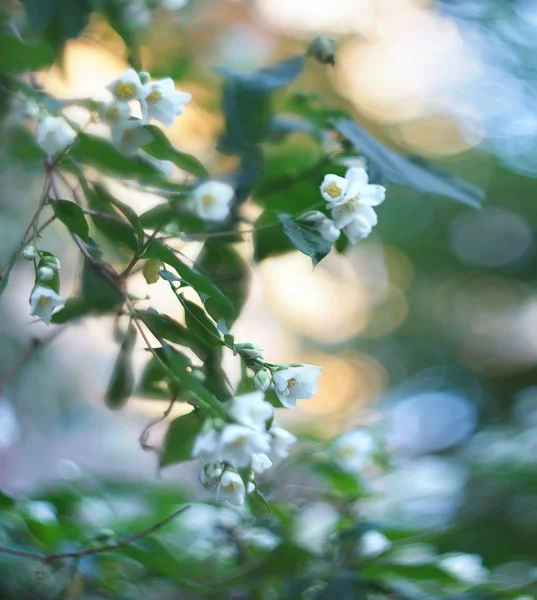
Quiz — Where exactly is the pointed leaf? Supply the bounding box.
[52,199,89,241]
[278,213,331,266]
[105,323,137,409]
[160,410,203,468]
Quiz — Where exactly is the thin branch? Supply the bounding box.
[139,392,177,454]
[0,506,188,566]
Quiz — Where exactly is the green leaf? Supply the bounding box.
[0,490,15,510]
[71,134,159,179]
[21,0,58,32]
[335,119,485,207]
[52,199,89,241]
[361,563,459,585]
[0,251,18,299]
[160,410,203,468]
[278,213,332,266]
[51,297,119,323]
[0,30,55,72]
[141,126,208,178]
[315,463,366,498]
[105,191,143,244]
[79,240,123,309]
[316,572,364,600]
[105,323,137,410]
[138,357,170,400]
[253,210,293,263]
[144,241,234,323]
[195,243,249,327]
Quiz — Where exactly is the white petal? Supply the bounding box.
[360,184,386,207]
[344,216,373,244]
[345,167,369,187]
[354,205,378,227]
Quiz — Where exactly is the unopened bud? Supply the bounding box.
[21,246,37,261]
[299,210,326,227]
[307,36,336,66]
[254,370,271,393]
[37,266,54,282]
[138,71,151,85]
[44,256,61,272]
[143,259,161,284]
[199,462,224,489]
[235,342,263,361]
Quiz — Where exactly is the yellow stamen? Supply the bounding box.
[325,182,342,198]
[230,436,245,449]
[106,106,120,122]
[37,296,51,308]
[146,89,163,104]
[115,81,136,100]
[341,195,360,212]
[202,194,216,209]
[287,377,297,389]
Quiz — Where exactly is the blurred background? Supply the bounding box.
[1,0,537,579]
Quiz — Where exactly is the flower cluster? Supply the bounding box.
[315,165,386,244]
[192,346,322,505]
[22,246,65,326]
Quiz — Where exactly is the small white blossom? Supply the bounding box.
[21,246,37,261]
[273,364,322,408]
[37,266,54,282]
[360,530,391,557]
[220,424,271,468]
[252,453,272,474]
[199,462,224,488]
[269,423,297,460]
[44,256,61,272]
[332,430,376,474]
[29,285,65,326]
[439,553,489,584]
[107,69,145,102]
[193,181,235,221]
[36,116,75,157]
[192,428,222,463]
[293,502,339,554]
[327,167,385,210]
[101,100,131,125]
[111,120,153,156]
[315,216,341,242]
[320,174,348,204]
[238,527,280,551]
[160,0,190,8]
[228,392,274,431]
[217,470,246,506]
[343,216,373,244]
[141,78,191,127]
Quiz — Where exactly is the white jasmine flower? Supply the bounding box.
[293,502,339,555]
[273,364,322,408]
[161,0,190,8]
[343,215,374,244]
[141,78,192,127]
[269,423,297,460]
[29,285,65,326]
[24,501,57,525]
[217,470,246,506]
[360,530,391,557]
[21,246,37,261]
[0,399,20,451]
[111,120,153,156]
[107,69,145,102]
[315,216,341,242]
[220,424,271,468]
[37,266,54,282]
[439,553,489,584]
[328,167,386,210]
[332,430,376,474]
[44,256,61,272]
[320,174,348,204]
[238,527,280,551]
[101,100,131,125]
[193,181,234,221]
[123,0,152,28]
[252,453,272,474]
[228,392,274,431]
[36,116,75,157]
[192,428,222,463]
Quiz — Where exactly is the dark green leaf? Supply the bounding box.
[21,0,58,32]
[316,572,364,600]
[52,199,89,241]
[253,210,294,263]
[141,126,208,178]
[105,192,143,244]
[160,410,203,467]
[0,490,15,510]
[361,563,459,585]
[0,31,55,72]
[195,243,249,327]
[144,241,234,322]
[138,357,169,400]
[51,297,118,323]
[105,323,137,409]
[72,133,159,179]
[79,239,123,309]
[335,119,485,207]
[315,463,366,498]
[278,213,332,266]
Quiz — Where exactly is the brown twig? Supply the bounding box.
[0,506,188,567]
[139,392,177,454]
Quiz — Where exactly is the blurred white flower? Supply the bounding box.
[37,266,54,282]
[192,428,222,463]
[329,168,386,210]
[252,453,272,474]
[238,527,280,551]
[141,78,191,127]
[21,246,37,261]
[24,501,57,525]
[228,392,274,431]
[193,181,235,221]
[343,216,374,244]
[315,216,341,242]
[101,100,131,125]
[36,116,75,157]
[111,120,153,156]
[439,553,489,584]
[391,543,437,566]
[273,364,322,408]
[293,502,339,554]
[29,285,65,326]
[0,400,20,451]
[107,69,145,102]
[360,530,391,557]
[220,424,271,468]
[217,470,246,506]
[269,423,297,459]
[199,462,224,489]
[123,0,152,28]
[320,174,348,204]
[332,430,376,474]
[160,0,190,8]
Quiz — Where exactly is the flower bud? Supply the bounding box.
[142,259,161,284]
[254,370,271,393]
[44,256,61,272]
[21,246,37,261]
[37,266,54,282]
[235,342,263,361]
[199,462,224,489]
[138,71,151,85]
[299,210,326,227]
[307,36,336,66]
